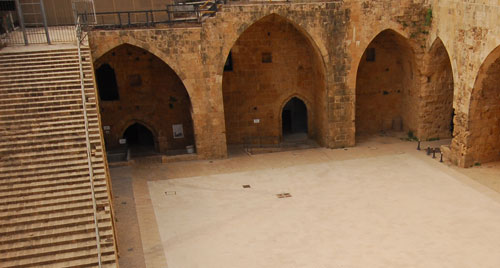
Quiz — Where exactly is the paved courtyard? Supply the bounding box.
[110,136,500,268]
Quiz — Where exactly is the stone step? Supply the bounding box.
[0,102,97,117]
[0,174,106,196]
[0,125,99,143]
[0,177,108,201]
[0,97,83,110]
[0,77,93,88]
[0,57,88,68]
[0,157,104,177]
[0,65,92,77]
[0,69,92,81]
[0,62,92,74]
[0,52,90,63]
[0,210,111,237]
[0,73,87,86]
[0,168,105,188]
[0,134,100,152]
[0,218,111,245]
[0,84,94,95]
[0,191,108,216]
[0,238,115,268]
[0,187,108,208]
[0,48,83,57]
[0,121,99,139]
[1,151,103,169]
[0,228,113,257]
[0,139,100,157]
[0,152,103,172]
[0,199,108,227]
[0,113,93,127]
[1,146,103,165]
[0,92,83,105]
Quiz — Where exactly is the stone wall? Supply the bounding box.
[94,44,195,153]
[222,14,325,145]
[86,0,500,166]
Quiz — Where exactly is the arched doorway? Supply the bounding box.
[222,14,326,148]
[94,44,195,156]
[355,29,419,140]
[123,123,155,155]
[419,38,454,140]
[466,45,500,165]
[282,97,308,139]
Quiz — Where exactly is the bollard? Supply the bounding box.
[426,147,431,155]
[432,149,436,159]
[417,140,421,150]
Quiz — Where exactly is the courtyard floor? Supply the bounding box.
[110,135,500,268]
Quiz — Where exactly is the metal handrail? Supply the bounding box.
[76,16,102,268]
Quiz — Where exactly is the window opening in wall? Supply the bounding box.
[366,47,376,62]
[96,64,119,101]
[224,51,233,71]
[262,52,272,63]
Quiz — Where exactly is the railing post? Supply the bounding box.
[118,13,122,27]
[39,0,51,44]
[127,12,130,27]
[14,0,28,45]
[145,11,149,27]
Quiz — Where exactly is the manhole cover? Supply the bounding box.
[276,193,292,198]
[165,191,176,196]
[242,185,251,188]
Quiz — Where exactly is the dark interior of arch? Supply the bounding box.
[95,44,195,153]
[468,55,500,164]
[96,64,119,101]
[222,14,325,146]
[123,123,154,147]
[282,97,308,135]
[356,30,418,136]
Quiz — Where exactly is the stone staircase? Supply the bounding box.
[0,47,118,267]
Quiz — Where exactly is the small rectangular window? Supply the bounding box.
[262,52,272,63]
[366,48,376,62]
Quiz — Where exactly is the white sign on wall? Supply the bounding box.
[103,125,111,131]
[173,124,184,139]
[119,138,127,144]
[254,119,260,124]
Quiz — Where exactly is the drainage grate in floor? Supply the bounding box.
[276,193,292,198]
[242,185,251,188]
[165,191,176,196]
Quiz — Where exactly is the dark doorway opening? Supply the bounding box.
[123,123,155,156]
[282,97,308,137]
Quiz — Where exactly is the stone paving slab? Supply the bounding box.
[148,153,500,268]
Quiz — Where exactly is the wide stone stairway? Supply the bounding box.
[0,47,118,267]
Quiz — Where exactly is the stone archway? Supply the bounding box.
[419,37,454,140]
[221,14,326,147]
[94,43,196,155]
[355,29,419,139]
[466,45,500,166]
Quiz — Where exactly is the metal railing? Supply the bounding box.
[0,0,88,46]
[78,1,220,29]
[76,15,103,267]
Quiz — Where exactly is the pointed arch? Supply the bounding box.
[221,13,327,146]
[417,37,455,140]
[465,43,500,165]
[219,13,328,81]
[355,29,419,138]
[95,44,196,155]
